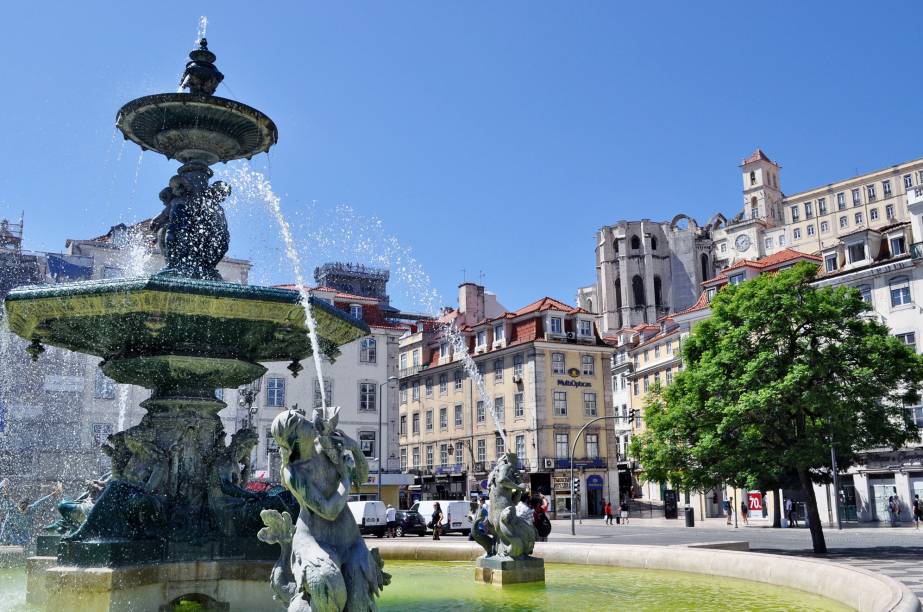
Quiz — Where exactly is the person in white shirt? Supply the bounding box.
[386,504,397,538]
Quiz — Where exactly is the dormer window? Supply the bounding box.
[549,316,563,335]
[493,323,505,342]
[349,304,363,319]
[729,273,745,286]
[706,287,717,300]
[476,330,487,348]
[824,254,838,273]
[890,235,907,256]
[439,342,449,358]
[847,242,866,264]
[578,319,593,337]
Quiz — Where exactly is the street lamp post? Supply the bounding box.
[378,376,399,501]
[570,413,631,536]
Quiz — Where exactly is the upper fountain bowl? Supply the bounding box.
[116,38,278,165]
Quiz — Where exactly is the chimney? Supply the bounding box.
[458,282,485,324]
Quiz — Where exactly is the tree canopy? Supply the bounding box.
[631,262,923,552]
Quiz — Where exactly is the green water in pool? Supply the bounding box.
[0,560,851,611]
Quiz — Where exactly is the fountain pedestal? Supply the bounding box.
[474,556,545,586]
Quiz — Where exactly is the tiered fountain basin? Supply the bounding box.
[5,541,917,611]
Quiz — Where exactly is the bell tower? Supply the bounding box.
[740,149,782,227]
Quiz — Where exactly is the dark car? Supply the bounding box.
[394,510,427,537]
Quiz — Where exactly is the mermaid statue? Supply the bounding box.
[472,451,537,560]
[259,407,389,611]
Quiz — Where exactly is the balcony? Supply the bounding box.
[911,242,923,260]
[399,365,426,379]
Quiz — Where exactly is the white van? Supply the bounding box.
[410,500,472,535]
[347,501,387,537]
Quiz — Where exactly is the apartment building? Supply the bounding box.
[398,283,616,516]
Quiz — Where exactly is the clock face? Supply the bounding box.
[735,234,751,252]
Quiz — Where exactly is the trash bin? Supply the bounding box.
[684,506,695,527]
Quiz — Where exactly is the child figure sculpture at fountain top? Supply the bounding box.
[259,407,390,611]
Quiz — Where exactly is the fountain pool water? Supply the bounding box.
[0,561,849,611]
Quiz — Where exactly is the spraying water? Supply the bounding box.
[222,164,329,410]
[128,151,144,207]
[115,384,130,431]
[197,16,208,42]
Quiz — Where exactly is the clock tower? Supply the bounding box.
[740,149,783,226]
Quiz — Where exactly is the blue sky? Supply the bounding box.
[2,2,923,313]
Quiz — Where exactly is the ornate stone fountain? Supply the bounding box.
[5,39,370,611]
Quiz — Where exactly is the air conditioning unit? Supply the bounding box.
[543,458,555,469]
[566,332,576,340]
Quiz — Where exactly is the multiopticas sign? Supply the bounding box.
[556,379,592,388]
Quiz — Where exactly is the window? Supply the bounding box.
[896,332,916,350]
[436,373,446,395]
[820,221,829,233]
[314,379,333,408]
[793,228,802,240]
[857,284,872,304]
[400,384,407,404]
[807,225,815,237]
[805,202,814,218]
[493,323,505,342]
[426,445,434,468]
[454,369,463,390]
[866,185,876,201]
[400,415,407,435]
[493,396,505,422]
[455,443,463,465]
[439,342,449,358]
[513,354,523,378]
[890,276,912,307]
[477,401,485,423]
[359,338,376,363]
[870,208,879,221]
[586,434,599,459]
[426,410,433,431]
[579,319,593,337]
[266,377,285,407]
[779,234,786,246]
[883,180,892,197]
[891,235,907,256]
[514,392,524,417]
[584,391,597,416]
[837,192,846,210]
[818,198,827,214]
[476,330,487,347]
[905,174,914,189]
[494,358,504,382]
[439,406,447,429]
[581,354,595,376]
[440,443,448,467]
[425,377,433,398]
[790,205,800,222]
[477,439,486,462]
[633,379,639,395]
[729,273,745,285]
[412,350,420,366]
[750,170,756,185]
[631,235,641,249]
[553,391,568,416]
[412,447,420,468]
[643,375,650,392]
[549,316,563,335]
[94,369,116,399]
[839,216,848,229]
[454,404,463,427]
[765,237,773,249]
[824,254,837,273]
[634,410,642,428]
[852,188,861,206]
[400,353,407,370]
[654,345,661,358]
[359,431,376,458]
[666,369,673,384]
[516,435,526,461]
[349,304,363,320]
[855,212,864,225]
[359,382,377,411]
[412,413,420,434]
[555,433,569,459]
[495,435,505,457]
[847,242,866,263]
[400,448,407,471]
[720,243,727,253]
[919,170,923,185]
[477,362,486,376]
[412,381,420,401]
[551,352,565,374]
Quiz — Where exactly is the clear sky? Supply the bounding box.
[2,2,923,314]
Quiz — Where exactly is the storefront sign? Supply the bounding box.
[586,475,604,490]
[553,474,570,490]
[556,379,592,388]
[748,492,763,511]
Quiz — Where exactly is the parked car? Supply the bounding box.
[347,501,387,537]
[410,500,472,535]
[394,510,427,537]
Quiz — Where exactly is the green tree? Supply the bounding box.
[630,263,923,553]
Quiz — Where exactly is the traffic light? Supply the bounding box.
[572,477,580,493]
[628,408,637,423]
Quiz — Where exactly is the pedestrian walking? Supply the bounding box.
[740,499,749,526]
[619,499,629,525]
[722,498,732,525]
[604,500,613,526]
[532,496,551,542]
[888,496,900,527]
[385,504,397,538]
[913,495,922,530]
[431,502,444,540]
[0,478,63,546]
[784,497,798,527]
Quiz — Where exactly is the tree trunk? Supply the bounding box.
[770,489,781,528]
[797,467,827,554]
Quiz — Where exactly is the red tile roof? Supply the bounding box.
[742,148,774,165]
[513,296,588,316]
[720,248,820,274]
[675,290,711,316]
